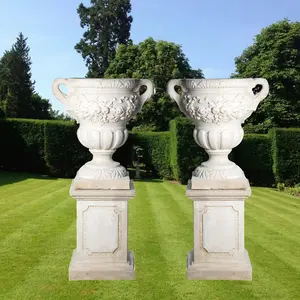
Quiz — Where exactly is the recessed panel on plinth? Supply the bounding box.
[83,206,120,254]
[202,206,238,253]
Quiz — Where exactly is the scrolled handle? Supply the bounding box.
[251,78,269,104]
[167,79,183,104]
[135,79,155,104]
[52,78,68,104]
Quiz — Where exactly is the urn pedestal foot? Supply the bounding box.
[69,180,135,281]
[186,179,252,281]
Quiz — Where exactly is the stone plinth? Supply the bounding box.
[186,179,252,280]
[68,180,135,280]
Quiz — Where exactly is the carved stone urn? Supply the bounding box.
[52,78,154,187]
[168,78,269,280]
[167,78,269,183]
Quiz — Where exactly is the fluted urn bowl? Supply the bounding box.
[167,78,269,180]
[52,78,154,181]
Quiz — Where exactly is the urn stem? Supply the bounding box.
[89,149,119,168]
[205,149,232,166]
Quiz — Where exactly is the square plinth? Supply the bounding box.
[69,250,135,280]
[186,249,252,280]
[69,180,135,281]
[186,179,252,281]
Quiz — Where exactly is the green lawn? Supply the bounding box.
[0,171,299,300]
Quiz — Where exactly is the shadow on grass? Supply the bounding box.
[0,170,58,187]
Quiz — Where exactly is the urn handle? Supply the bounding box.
[167,79,182,104]
[250,78,269,107]
[135,79,155,104]
[52,78,68,104]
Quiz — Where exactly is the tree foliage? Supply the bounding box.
[0,33,64,120]
[0,33,35,118]
[105,38,204,131]
[232,19,300,131]
[75,0,133,78]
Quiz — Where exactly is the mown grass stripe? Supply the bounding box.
[162,181,192,219]
[259,187,300,203]
[246,217,300,298]
[245,202,300,240]
[148,181,262,300]
[250,194,300,219]
[245,214,300,271]
[131,180,180,300]
[246,199,300,230]
[0,180,59,200]
[245,217,299,299]
[1,221,76,300]
[0,178,44,192]
[252,188,300,209]
[0,195,75,295]
[0,179,68,213]
[0,173,299,300]
[0,184,70,241]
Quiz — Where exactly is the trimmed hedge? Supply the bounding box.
[44,121,91,178]
[113,132,134,169]
[0,119,46,174]
[1,118,300,186]
[133,131,172,179]
[170,118,206,184]
[270,128,300,186]
[234,134,274,186]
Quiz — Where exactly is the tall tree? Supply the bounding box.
[0,33,35,118]
[105,38,204,131]
[232,19,300,132]
[75,0,133,77]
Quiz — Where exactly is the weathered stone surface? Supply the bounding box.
[167,78,269,180]
[52,78,154,181]
[190,177,249,190]
[73,177,131,190]
[186,249,252,280]
[69,250,135,280]
[68,180,135,280]
[186,180,252,280]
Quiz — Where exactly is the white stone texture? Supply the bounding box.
[68,181,135,280]
[186,180,252,280]
[52,78,154,184]
[167,78,269,180]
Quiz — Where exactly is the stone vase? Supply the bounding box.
[52,78,154,188]
[167,78,269,185]
[167,78,269,280]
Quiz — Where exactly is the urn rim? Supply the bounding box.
[176,78,268,90]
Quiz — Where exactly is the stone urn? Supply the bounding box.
[52,78,154,186]
[167,78,269,182]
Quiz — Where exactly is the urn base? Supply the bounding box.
[75,161,129,182]
[192,163,246,181]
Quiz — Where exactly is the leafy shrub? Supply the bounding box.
[0,118,46,173]
[270,128,300,185]
[170,118,206,184]
[234,133,275,186]
[133,131,172,179]
[44,121,91,178]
